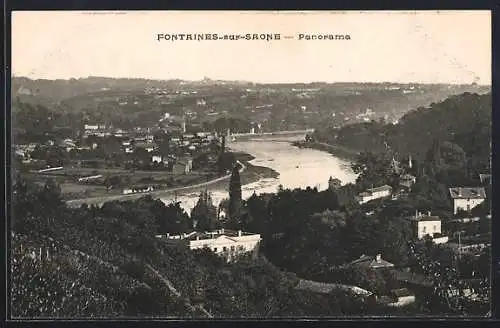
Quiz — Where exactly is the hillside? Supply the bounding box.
[12,76,490,132]
[312,92,491,177]
[11,179,377,318]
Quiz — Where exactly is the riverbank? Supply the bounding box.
[292,140,361,161]
[65,151,279,207]
[202,151,280,191]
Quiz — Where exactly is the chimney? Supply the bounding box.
[238,230,242,237]
[376,254,382,263]
[166,233,170,238]
[221,228,225,234]
[196,235,199,241]
[458,187,462,197]
[427,211,431,216]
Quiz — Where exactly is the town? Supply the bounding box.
[11,83,492,318]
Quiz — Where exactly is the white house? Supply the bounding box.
[409,211,448,244]
[158,229,261,262]
[449,187,486,214]
[151,155,163,163]
[84,124,99,130]
[358,185,392,204]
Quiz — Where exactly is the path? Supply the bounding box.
[65,160,246,208]
[145,263,214,318]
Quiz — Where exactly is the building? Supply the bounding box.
[348,254,395,269]
[409,211,448,244]
[122,185,154,194]
[157,229,261,262]
[173,158,193,175]
[151,155,163,163]
[479,174,491,185]
[399,174,416,188]
[387,288,416,307]
[77,174,103,182]
[84,124,99,131]
[449,187,486,214]
[135,142,157,153]
[358,185,392,204]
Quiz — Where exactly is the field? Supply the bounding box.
[26,167,217,200]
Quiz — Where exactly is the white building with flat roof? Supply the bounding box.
[157,229,261,262]
[358,185,392,204]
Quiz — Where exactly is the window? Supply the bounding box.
[230,246,235,251]
[223,247,227,252]
[213,247,218,252]
[433,225,437,232]
[422,226,427,233]
[238,246,244,251]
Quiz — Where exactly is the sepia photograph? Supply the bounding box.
[9,10,492,319]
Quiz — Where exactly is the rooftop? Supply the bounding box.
[135,142,157,148]
[409,215,441,222]
[369,185,392,192]
[391,288,414,298]
[359,185,392,196]
[159,229,259,242]
[349,254,394,268]
[449,187,486,199]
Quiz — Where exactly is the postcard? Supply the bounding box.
[9,10,492,319]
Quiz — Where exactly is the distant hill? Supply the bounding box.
[11,76,491,132]
[11,76,186,105]
[313,92,491,176]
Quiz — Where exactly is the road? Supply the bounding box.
[65,160,246,208]
[228,129,312,142]
[294,279,374,297]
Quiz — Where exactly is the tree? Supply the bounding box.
[191,190,219,231]
[104,175,122,192]
[351,151,392,190]
[227,164,243,229]
[439,141,467,169]
[163,201,193,233]
[408,239,488,315]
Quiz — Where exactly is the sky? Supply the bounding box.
[11,11,491,84]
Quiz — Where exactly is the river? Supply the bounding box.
[161,140,358,213]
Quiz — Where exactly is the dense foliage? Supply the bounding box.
[313,93,491,179]
[11,178,380,318]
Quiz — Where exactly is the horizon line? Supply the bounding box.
[11,75,492,87]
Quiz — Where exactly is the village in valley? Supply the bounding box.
[9,10,492,319]
[11,89,492,318]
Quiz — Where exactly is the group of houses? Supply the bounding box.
[345,254,416,307]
